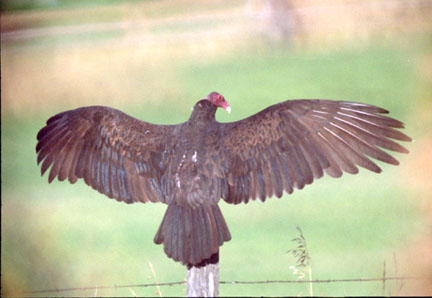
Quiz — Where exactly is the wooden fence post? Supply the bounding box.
[186,252,219,297]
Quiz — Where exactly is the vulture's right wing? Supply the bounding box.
[36,106,177,204]
[213,100,411,204]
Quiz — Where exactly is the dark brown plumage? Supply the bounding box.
[36,92,411,266]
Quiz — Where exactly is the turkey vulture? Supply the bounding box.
[36,92,411,266]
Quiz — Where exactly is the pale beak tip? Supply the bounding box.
[226,106,231,114]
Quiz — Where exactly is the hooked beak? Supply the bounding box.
[219,101,231,114]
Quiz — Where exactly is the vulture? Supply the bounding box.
[36,92,411,267]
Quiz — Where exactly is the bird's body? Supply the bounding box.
[36,92,411,266]
[154,101,232,265]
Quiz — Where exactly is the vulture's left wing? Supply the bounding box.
[36,106,177,204]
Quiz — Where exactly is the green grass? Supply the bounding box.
[2,35,429,296]
[1,0,145,11]
[178,43,416,119]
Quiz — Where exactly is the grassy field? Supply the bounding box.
[2,3,432,296]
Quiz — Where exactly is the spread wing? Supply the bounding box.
[36,106,177,204]
[212,100,411,204]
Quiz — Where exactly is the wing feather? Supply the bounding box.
[270,157,283,198]
[278,152,294,194]
[59,140,77,181]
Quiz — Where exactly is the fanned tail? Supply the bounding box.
[154,202,231,266]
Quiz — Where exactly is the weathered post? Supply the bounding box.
[186,252,219,297]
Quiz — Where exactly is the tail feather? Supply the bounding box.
[154,202,231,266]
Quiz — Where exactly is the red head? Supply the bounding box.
[206,92,231,113]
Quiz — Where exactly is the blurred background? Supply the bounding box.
[2,0,432,296]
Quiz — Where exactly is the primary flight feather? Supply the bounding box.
[36,92,411,266]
